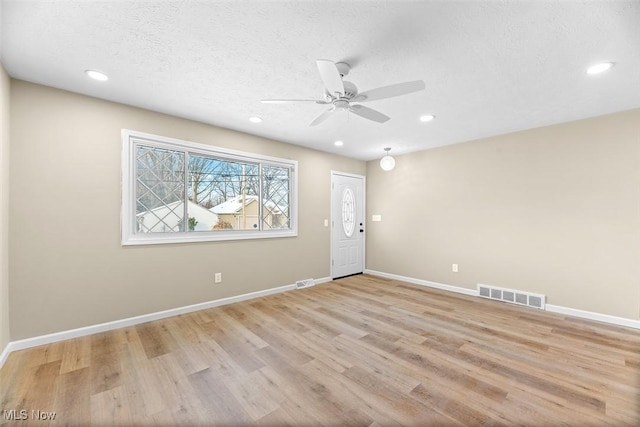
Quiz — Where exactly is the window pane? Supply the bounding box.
[187,155,223,231]
[262,165,291,230]
[198,156,260,231]
[135,145,185,233]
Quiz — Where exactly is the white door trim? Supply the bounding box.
[330,171,366,279]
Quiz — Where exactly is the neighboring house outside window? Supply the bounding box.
[121,129,297,245]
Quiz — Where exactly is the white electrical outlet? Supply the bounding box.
[372,214,382,222]
[452,264,458,273]
[214,272,222,283]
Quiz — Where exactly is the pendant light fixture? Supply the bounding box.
[380,147,395,171]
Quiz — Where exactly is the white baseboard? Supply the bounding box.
[0,342,10,369]
[314,276,332,286]
[365,269,640,330]
[364,269,478,296]
[546,304,640,330]
[0,282,299,370]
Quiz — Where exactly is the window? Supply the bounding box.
[122,130,297,245]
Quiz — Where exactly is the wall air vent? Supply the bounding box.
[296,279,315,289]
[477,284,545,310]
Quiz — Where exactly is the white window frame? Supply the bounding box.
[121,129,298,245]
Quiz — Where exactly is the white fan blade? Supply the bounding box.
[349,105,390,123]
[316,60,344,97]
[261,99,329,104]
[354,80,425,102]
[309,108,334,127]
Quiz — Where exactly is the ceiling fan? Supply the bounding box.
[261,59,426,126]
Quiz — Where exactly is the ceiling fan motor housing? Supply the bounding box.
[334,100,350,110]
[342,81,358,99]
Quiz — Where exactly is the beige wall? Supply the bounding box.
[0,64,10,351]
[10,80,365,340]
[366,109,640,320]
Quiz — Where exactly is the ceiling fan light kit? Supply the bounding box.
[380,147,396,171]
[262,59,426,127]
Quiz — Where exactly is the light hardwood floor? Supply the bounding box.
[1,274,639,426]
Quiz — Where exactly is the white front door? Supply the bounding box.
[331,172,365,279]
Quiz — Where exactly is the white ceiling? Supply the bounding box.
[1,1,639,161]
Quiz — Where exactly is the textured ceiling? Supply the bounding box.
[1,1,639,160]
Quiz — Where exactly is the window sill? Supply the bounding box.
[122,229,298,246]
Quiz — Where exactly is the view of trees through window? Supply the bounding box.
[135,144,291,234]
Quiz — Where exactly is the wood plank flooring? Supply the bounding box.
[1,274,639,426]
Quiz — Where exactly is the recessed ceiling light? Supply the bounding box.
[248,116,263,123]
[419,114,435,122]
[586,62,615,75]
[85,69,108,81]
[334,140,344,147]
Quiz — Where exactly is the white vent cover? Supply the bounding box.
[296,279,315,289]
[477,284,545,310]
